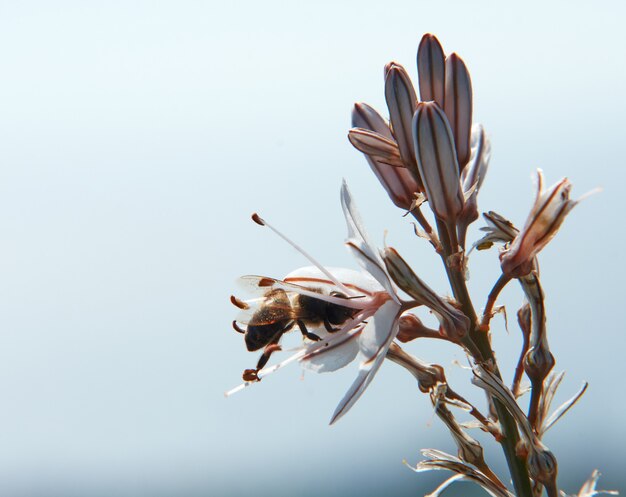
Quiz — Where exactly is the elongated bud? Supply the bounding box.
[444,53,473,170]
[352,102,393,139]
[382,246,469,340]
[458,124,490,246]
[413,101,465,224]
[348,128,403,166]
[417,33,445,106]
[384,63,422,190]
[348,126,418,210]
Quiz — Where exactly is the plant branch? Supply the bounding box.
[434,217,533,497]
[479,273,513,331]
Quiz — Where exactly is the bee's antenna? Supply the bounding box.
[250,213,354,296]
[232,321,245,334]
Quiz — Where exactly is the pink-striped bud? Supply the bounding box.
[413,101,465,224]
[384,62,422,188]
[349,103,420,210]
[444,53,473,170]
[417,33,445,106]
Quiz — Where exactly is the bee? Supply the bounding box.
[231,275,365,382]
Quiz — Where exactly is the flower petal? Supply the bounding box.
[329,299,401,424]
[301,318,363,373]
[341,181,399,301]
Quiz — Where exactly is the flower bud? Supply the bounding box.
[384,62,422,188]
[528,445,558,488]
[444,53,473,170]
[352,101,393,138]
[459,125,491,228]
[417,33,445,106]
[397,314,440,342]
[500,170,579,278]
[382,246,469,340]
[413,101,465,224]
[348,128,403,166]
[524,344,555,383]
[349,104,420,210]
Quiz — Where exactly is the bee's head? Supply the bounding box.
[244,325,268,351]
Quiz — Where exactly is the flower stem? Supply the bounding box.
[435,219,533,497]
[480,273,512,331]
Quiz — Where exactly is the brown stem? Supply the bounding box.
[512,304,531,398]
[479,273,512,331]
[527,385,542,428]
[518,275,554,430]
[411,206,434,236]
[434,217,533,497]
[445,387,496,437]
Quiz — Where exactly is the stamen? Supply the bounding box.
[224,381,254,397]
[251,213,265,226]
[251,212,354,296]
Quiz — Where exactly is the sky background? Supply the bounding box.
[0,1,624,496]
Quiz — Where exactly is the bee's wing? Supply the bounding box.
[237,275,327,295]
[232,281,295,326]
[236,275,368,310]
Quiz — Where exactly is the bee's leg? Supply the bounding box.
[243,341,282,382]
[323,318,341,333]
[297,319,321,342]
[232,321,245,334]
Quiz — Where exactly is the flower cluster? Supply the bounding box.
[227,33,604,497]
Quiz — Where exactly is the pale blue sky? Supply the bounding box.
[0,1,624,496]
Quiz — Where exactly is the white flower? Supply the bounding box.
[226,181,404,424]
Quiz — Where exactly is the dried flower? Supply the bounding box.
[500,170,580,278]
[408,449,514,497]
[474,210,519,251]
[536,372,588,438]
[386,342,445,393]
[568,470,618,497]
